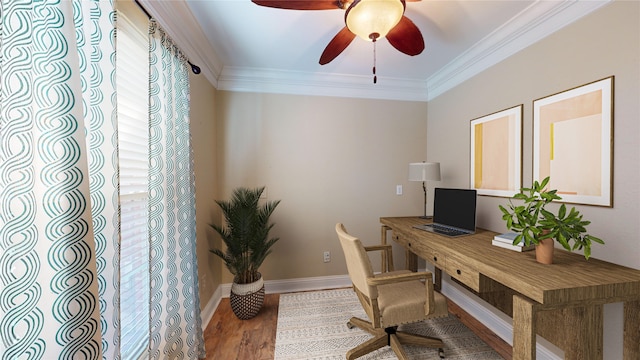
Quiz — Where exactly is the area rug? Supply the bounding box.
[274,288,503,360]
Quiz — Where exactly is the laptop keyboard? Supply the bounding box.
[430,224,469,237]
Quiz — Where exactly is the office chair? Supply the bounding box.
[335,223,448,359]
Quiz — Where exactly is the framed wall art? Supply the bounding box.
[470,105,522,197]
[533,76,613,207]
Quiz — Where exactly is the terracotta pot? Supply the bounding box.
[535,238,554,264]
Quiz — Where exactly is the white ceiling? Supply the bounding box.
[140,0,610,101]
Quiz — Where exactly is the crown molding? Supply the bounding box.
[217,66,429,101]
[426,0,612,101]
[139,0,222,88]
[142,0,610,102]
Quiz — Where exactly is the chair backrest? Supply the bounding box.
[335,223,377,300]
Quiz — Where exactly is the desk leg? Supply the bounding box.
[561,305,603,360]
[513,295,538,360]
[433,268,442,292]
[523,302,604,360]
[381,225,390,273]
[624,300,640,359]
[405,249,418,272]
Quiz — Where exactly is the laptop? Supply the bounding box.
[413,188,477,237]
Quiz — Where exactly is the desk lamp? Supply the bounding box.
[408,162,441,219]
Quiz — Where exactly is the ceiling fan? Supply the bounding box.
[251,0,425,68]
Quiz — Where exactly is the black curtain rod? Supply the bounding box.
[133,0,201,75]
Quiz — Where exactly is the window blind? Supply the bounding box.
[116,11,150,360]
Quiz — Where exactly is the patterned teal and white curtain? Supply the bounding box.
[147,21,205,359]
[1,2,204,360]
[0,1,119,359]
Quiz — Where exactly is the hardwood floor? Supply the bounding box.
[203,292,512,360]
[203,294,280,360]
[447,299,512,359]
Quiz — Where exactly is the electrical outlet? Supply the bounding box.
[323,251,330,263]
[396,185,403,195]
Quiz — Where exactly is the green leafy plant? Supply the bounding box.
[210,187,280,284]
[499,176,604,260]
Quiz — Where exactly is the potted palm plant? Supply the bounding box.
[210,187,280,319]
[498,177,604,264]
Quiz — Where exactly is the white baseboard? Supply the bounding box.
[200,274,351,331]
[441,280,563,359]
[200,285,223,332]
[264,274,352,294]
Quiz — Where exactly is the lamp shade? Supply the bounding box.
[345,0,405,41]
[408,162,441,182]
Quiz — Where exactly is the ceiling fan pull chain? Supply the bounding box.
[372,38,377,84]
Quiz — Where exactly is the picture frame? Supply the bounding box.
[470,105,523,197]
[533,76,613,207]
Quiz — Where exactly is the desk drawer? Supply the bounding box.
[393,233,410,247]
[421,247,445,268]
[395,235,446,269]
[424,248,447,269]
[446,256,481,292]
[396,234,446,269]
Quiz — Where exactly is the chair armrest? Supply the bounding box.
[364,244,395,272]
[363,244,392,252]
[366,271,433,287]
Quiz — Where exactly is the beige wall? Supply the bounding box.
[427,1,639,357]
[190,73,222,306]
[213,92,429,283]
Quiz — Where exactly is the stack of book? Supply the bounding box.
[492,232,535,252]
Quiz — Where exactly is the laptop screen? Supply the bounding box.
[432,188,477,232]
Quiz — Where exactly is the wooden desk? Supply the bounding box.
[380,216,640,360]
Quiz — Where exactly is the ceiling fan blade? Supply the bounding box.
[251,0,342,10]
[386,16,425,56]
[319,27,356,65]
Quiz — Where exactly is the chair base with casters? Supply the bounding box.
[336,223,449,360]
[345,315,445,360]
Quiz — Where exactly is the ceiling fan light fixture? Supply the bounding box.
[345,0,405,41]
